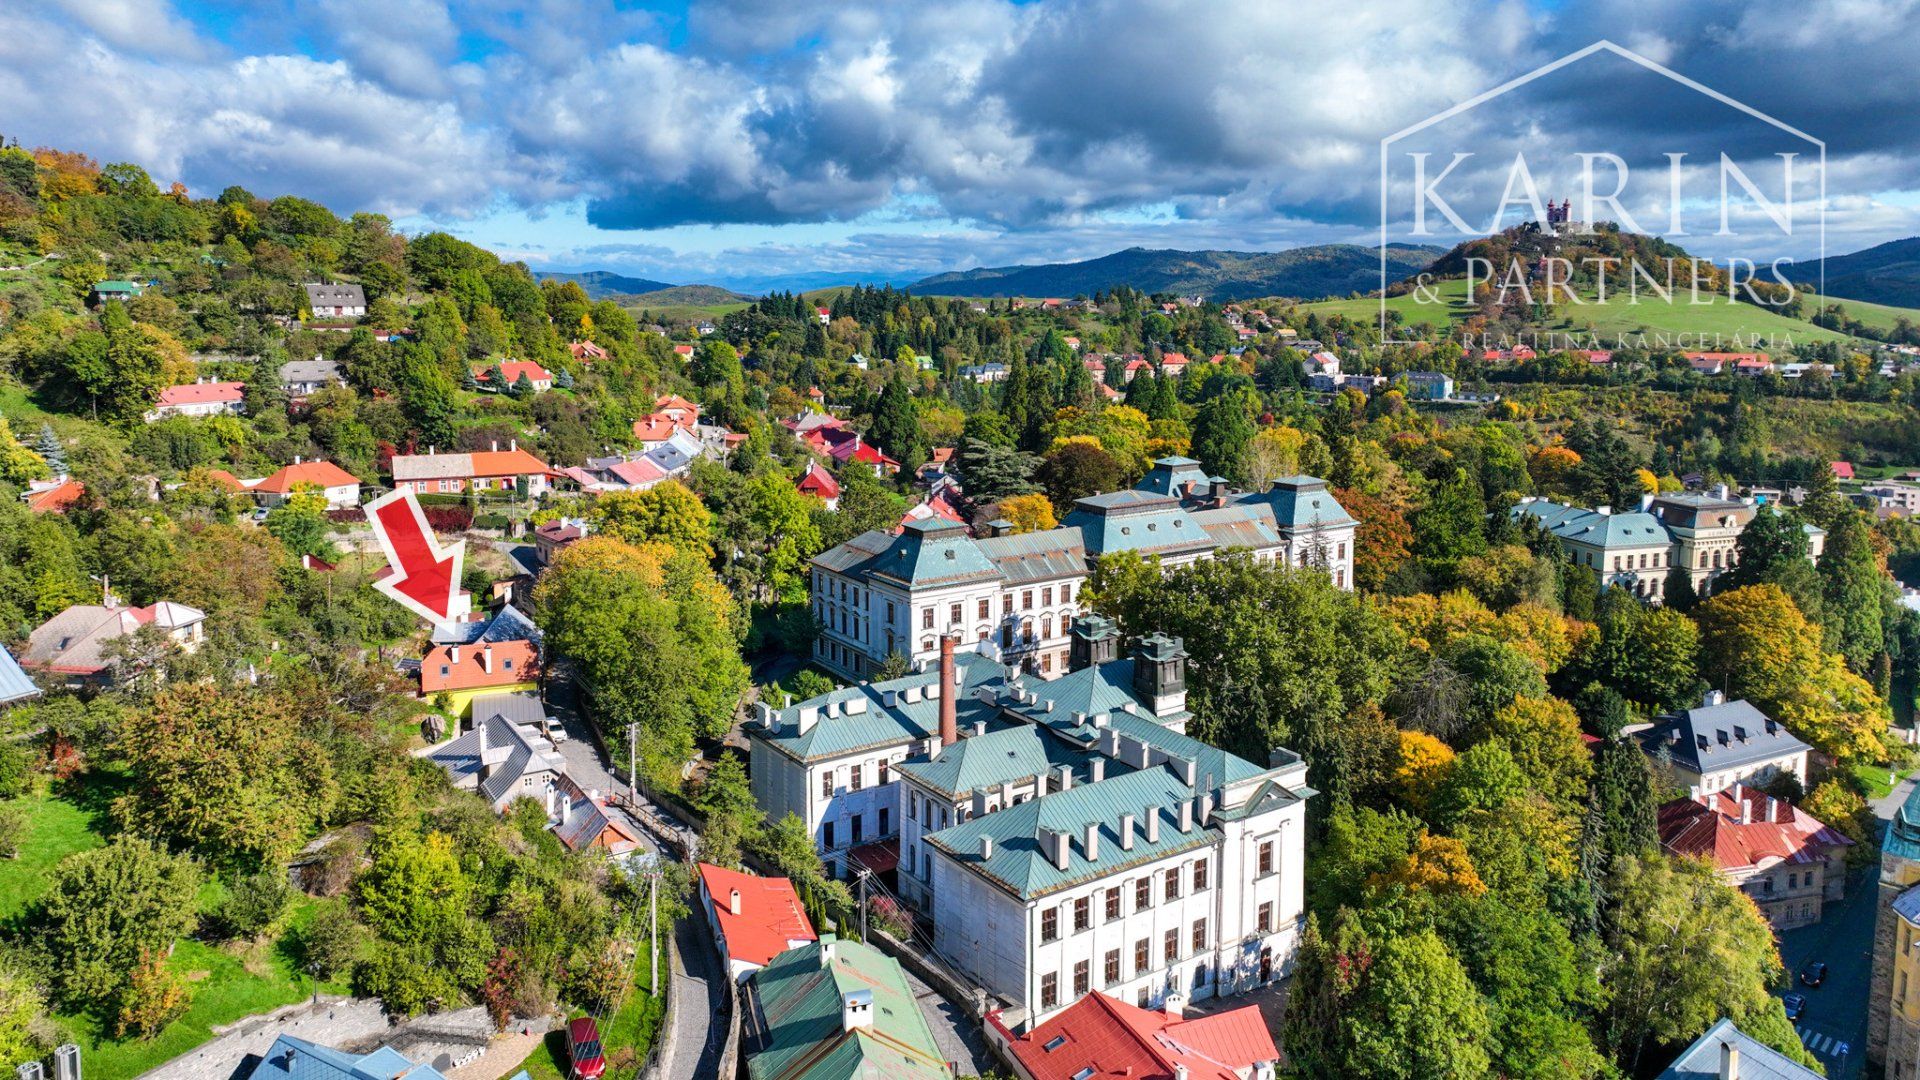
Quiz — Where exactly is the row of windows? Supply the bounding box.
[1038,862,1212,943]
[1038,921,1210,1009]
[820,759,892,798]
[818,807,890,850]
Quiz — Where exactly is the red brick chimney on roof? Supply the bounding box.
[939,635,958,748]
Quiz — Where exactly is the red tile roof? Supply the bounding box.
[632,414,683,442]
[1831,461,1855,480]
[419,640,540,693]
[568,341,608,362]
[156,381,246,407]
[204,469,250,492]
[796,460,840,500]
[654,394,700,419]
[1657,787,1852,872]
[24,479,86,513]
[698,862,817,968]
[477,360,553,385]
[253,460,361,494]
[606,457,667,488]
[1000,991,1278,1080]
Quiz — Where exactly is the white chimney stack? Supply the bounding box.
[1120,812,1136,851]
[1177,800,1193,833]
[729,888,741,916]
[841,988,874,1032]
[1083,822,1100,863]
[1090,759,1105,783]
[481,644,494,674]
[979,836,993,860]
[1144,807,1160,844]
[1720,1040,1739,1080]
[449,645,461,666]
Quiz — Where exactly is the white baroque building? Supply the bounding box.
[809,457,1356,680]
[746,620,1312,1030]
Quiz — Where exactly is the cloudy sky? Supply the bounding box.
[6,0,1919,290]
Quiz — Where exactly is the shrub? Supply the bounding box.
[298,900,363,980]
[0,804,25,860]
[422,506,473,532]
[0,742,33,800]
[115,950,192,1039]
[218,869,292,938]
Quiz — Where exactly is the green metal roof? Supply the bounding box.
[895,725,1093,800]
[754,654,1005,763]
[1888,783,1920,864]
[747,936,948,1080]
[925,767,1216,899]
[865,520,1001,588]
[92,280,142,293]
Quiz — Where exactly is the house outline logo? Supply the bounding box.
[1375,39,1826,346]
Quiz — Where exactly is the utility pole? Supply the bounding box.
[857,869,868,940]
[629,720,638,803]
[649,869,659,996]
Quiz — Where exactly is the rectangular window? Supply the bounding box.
[1105,887,1121,921]
[1041,907,1059,943]
[1104,949,1121,987]
[1041,653,1053,673]
[1073,959,1090,997]
[909,791,920,822]
[1023,590,1033,610]
[922,607,934,630]
[879,808,889,835]
[1042,587,1053,606]
[1134,939,1150,976]
[1003,595,1013,615]
[978,598,989,620]
[851,815,863,844]
[878,760,890,786]
[1074,896,1091,933]
[822,771,834,799]
[1041,972,1058,1010]
[886,601,896,624]
[823,821,835,849]
[850,764,864,792]
[1137,987,1150,1008]
[949,602,961,625]
[1164,929,1180,964]
[1061,583,1073,603]
[1192,859,1208,892]
[1257,840,1274,876]
[1258,902,1274,932]
[1135,878,1152,910]
[1192,919,1207,952]
[1164,868,1181,902]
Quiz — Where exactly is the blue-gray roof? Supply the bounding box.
[243,1034,478,1080]
[1513,499,1670,549]
[0,648,39,708]
[1655,1018,1819,1079]
[1888,782,1920,864]
[1235,477,1356,529]
[895,724,1093,800]
[1893,883,1920,926]
[1633,699,1807,777]
[864,520,1001,588]
[1061,500,1214,559]
[432,603,544,646]
[1135,457,1208,497]
[756,654,1004,762]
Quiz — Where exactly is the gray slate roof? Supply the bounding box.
[895,724,1093,800]
[1656,1017,1820,1079]
[303,282,366,308]
[1633,699,1807,776]
[278,359,344,386]
[420,694,565,809]
[756,654,1005,763]
[0,648,38,707]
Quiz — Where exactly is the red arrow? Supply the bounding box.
[366,488,466,623]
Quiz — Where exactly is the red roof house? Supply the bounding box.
[697,862,817,983]
[568,340,608,364]
[992,991,1279,1080]
[1831,461,1856,481]
[796,460,840,505]
[418,639,540,698]
[251,459,363,508]
[474,360,554,392]
[1658,785,1853,928]
[148,380,247,420]
[23,478,86,514]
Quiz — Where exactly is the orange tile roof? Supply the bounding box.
[419,639,540,693]
[1001,991,1278,1080]
[632,414,682,442]
[476,360,553,385]
[698,862,817,968]
[253,460,361,493]
[1658,787,1853,872]
[204,469,250,492]
[24,479,86,513]
[156,381,246,407]
[462,448,553,479]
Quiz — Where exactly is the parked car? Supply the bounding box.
[1783,993,1807,1022]
[566,1016,605,1079]
[545,716,570,744]
[1800,961,1829,988]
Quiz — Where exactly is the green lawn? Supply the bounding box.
[1809,292,1920,335]
[0,789,109,921]
[1852,760,1914,801]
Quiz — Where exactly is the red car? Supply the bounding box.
[565,1016,605,1079]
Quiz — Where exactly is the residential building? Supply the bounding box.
[146,379,247,422]
[1864,483,1920,514]
[550,773,647,855]
[1657,784,1851,928]
[1403,371,1454,400]
[418,692,566,811]
[1647,488,1757,593]
[808,457,1355,681]
[989,990,1278,1080]
[1513,497,1679,601]
[961,362,1010,383]
[250,458,362,508]
[278,358,345,397]
[22,477,85,514]
[533,518,586,566]
[1873,784,1920,1074]
[568,340,608,364]
[390,444,554,497]
[749,626,1311,1030]
[20,601,206,687]
[698,863,820,984]
[0,648,41,711]
[1632,692,1809,797]
[796,460,841,510]
[1657,1018,1819,1080]
[89,280,143,304]
[783,412,903,477]
[303,282,367,319]
[475,359,554,393]
[419,638,541,717]
[743,935,951,1080]
[241,1033,523,1080]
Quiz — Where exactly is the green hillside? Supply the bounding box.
[909,244,1442,302]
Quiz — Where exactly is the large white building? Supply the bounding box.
[1513,493,1825,603]
[809,457,1357,681]
[747,621,1312,1030]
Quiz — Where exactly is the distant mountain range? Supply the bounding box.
[624,284,755,307]
[907,244,1443,302]
[536,270,677,299]
[1783,237,1920,308]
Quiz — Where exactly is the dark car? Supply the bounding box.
[566,1016,606,1079]
[1783,993,1807,1022]
[1801,961,1829,988]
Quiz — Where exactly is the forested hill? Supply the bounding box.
[534,269,675,299]
[1783,236,1920,308]
[908,244,1440,302]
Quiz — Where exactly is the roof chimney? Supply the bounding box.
[481,644,494,674]
[1090,759,1105,783]
[1164,993,1187,1020]
[729,888,741,916]
[979,836,993,860]
[1738,794,1752,825]
[1144,807,1160,844]
[1178,800,1193,833]
[510,438,517,452]
[1704,689,1726,707]
[938,636,958,748]
[1720,1039,1739,1080]
[491,440,499,452]
[1050,829,1070,871]
[1056,764,1073,793]
[1120,812,1136,850]
[842,988,874,1032]
[1083,822,1100,863]
[449,645,461,666]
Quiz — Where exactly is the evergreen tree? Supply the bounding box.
[1413,468,1489,574]
[554,368,574,390]
[35,424,67,477]
[1722,509,1824,630]
[509,372,535,400]
[1818,510,1886,674]
[459,365,480,391]
[1190,387,1258,482]
[869,372,927,474]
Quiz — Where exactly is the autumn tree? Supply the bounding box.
[37,838,202,1005]
[1697,584,1886,762]
[997,493,1057,533]
[1334,487,1412,593]
[588,482,714,557]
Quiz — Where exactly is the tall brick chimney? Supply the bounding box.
[939,635,958,748]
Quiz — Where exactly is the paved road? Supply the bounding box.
[897,965,988,1076]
